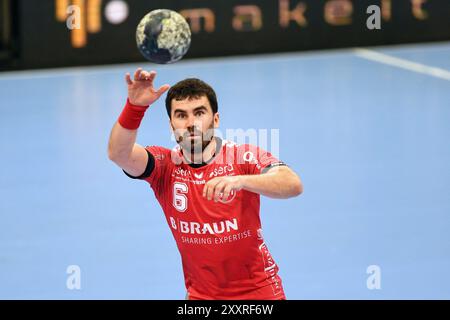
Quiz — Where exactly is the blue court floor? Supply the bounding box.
[0,42,449,299]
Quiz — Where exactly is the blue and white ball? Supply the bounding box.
[136,9,191,64]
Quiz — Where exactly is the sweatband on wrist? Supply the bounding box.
[118,99,149,130]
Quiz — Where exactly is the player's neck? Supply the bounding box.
[183,137,218,165]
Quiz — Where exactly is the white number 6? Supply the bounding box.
[173,182,188,212]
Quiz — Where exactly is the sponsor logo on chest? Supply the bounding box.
[209,164,234,178]
[170,217,239,235]
[174,167,192,178]
[172,164,235,184]
[172,167,205,184]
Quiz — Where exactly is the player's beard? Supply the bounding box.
[174,120,215,161]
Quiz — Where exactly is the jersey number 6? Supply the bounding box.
[173,182,188,212]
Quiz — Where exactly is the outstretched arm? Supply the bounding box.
[240,165,302,199]
[108,68,169,176]
[203,166,303,201]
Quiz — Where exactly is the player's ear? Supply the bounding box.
[213,112,220,128]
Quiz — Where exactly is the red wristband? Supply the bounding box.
[118,99,149,130]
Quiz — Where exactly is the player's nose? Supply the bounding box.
[186,114,196,128]
[186,115,202,130]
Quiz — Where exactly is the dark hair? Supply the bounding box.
[165,78,218,118]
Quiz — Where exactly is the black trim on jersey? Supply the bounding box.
[261,162,288,174]
[123,149,155,180]
[189,162,208,168]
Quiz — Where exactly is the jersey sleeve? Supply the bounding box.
[141,146,172,193]
[239,144,287,175]
[123,145,172,195]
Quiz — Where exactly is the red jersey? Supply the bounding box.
[139,138,286,300]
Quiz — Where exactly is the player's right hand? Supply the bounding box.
[125,68,170,107]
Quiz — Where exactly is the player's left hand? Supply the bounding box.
[203,176,244,202]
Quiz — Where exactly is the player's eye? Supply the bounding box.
[195,111,204,117]
[177,113,187,119]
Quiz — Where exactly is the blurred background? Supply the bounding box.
[0,0,449,299]
[1,0,450,70]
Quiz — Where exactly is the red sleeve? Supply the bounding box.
[142,146,172,194]
[238,144,286,175]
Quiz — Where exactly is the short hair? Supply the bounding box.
[165,78,218,118]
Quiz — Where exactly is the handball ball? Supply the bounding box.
[136,9,191,64]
